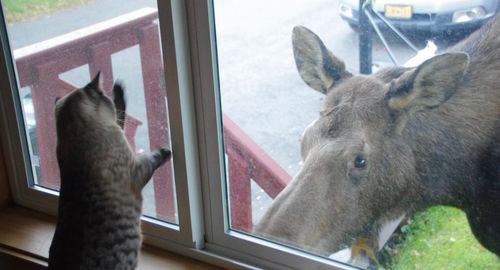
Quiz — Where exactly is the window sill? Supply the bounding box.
[0,206,220,269]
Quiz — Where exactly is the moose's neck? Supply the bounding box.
[405,94,498,210]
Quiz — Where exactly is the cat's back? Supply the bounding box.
[50,134,142,270]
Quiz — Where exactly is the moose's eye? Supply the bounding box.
[354,156,367,169]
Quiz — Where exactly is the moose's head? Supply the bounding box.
[254,26,469,255]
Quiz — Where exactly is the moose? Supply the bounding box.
[255,16,500,262]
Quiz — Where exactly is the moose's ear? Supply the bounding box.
[385,53,469,132]
[292,26,352,95]
[386,53,469,111]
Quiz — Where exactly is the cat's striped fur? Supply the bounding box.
[49,73,171,270]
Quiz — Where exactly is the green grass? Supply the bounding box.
[386,206,500,270]
[3,0,93,23]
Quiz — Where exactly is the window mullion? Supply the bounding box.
[154,0,205,248]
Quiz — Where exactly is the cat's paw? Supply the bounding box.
[150,147,171,169]
[159,147,172,161]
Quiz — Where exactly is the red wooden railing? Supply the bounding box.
[223,115,291,231]
[13,8,291,230]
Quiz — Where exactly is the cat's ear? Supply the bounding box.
[86,72,103,93]
[84,72,104,99]
[112,82,126,129]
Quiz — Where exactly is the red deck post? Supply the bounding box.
[88,42,114,93]
[227,146,253,231]
[138,22,175,222]
[31,62,61,188]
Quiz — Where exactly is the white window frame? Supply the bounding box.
[0,1,357,269]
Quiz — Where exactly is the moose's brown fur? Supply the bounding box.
[255,16,500,258]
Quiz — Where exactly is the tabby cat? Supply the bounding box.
[49,73,171,270]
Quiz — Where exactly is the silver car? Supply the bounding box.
[340,0,499,37]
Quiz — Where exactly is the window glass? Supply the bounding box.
[214,0,500,269]
[3,0,178,224]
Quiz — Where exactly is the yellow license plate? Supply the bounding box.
[384,5,412,19]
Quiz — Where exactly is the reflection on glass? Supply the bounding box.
[3,0,178,224]
[214,0,500,269]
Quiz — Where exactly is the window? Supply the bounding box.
[0,0,209,257]
[1,0,179,225]
[0,0,498,269]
